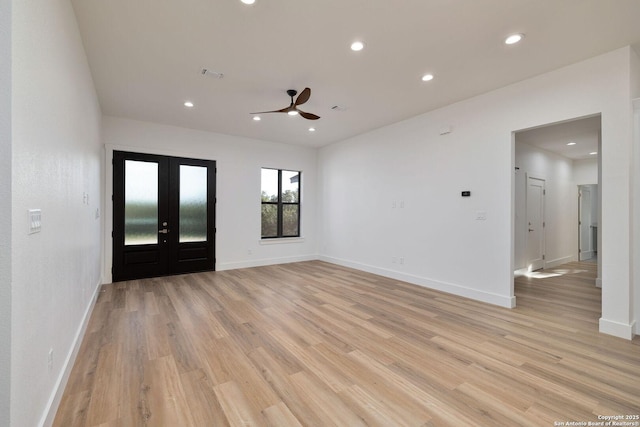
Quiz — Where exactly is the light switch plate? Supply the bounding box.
[29,209,42,234]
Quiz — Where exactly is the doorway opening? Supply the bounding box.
[513,114,601,282]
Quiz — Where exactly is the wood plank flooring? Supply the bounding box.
[53,261,640,426]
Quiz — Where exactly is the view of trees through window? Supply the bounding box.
[261,168,300,238]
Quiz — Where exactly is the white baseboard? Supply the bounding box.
[545,255,575,269]
[319,255,515,308]
[599,317,635,340]
[217,254,318,271]
[579,251,594,261]
[39,278,102,427]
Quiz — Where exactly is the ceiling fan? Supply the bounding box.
[252,87,320,120]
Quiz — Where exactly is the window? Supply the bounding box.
[261,168,300,238]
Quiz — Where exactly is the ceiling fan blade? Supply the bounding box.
[294,87,311,106]
[298,110,320,120]
[251,107,291,114]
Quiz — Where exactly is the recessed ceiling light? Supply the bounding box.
[240,0,255,4]
[288,110,299,116]
[350,41,365,51]
[567,142,576,146]
[421,73,434,82]
[590,151,598,155]
[253,116,261,121]
[184,101,194,108]
[505,33,524,45]
[308,127,316,132]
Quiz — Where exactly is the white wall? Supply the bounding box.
[319,97,517,308]
[598,48,635,339]
[11,0,103,425]
[318,47,636,339]
[634,99,640,336]
[514,142,577,270]
[574,158,599,185]
[0,0,12,425]
[632,47,640,335]
[102,116,318,280]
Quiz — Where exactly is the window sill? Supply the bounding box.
[260,237,305,245]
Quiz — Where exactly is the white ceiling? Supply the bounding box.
[516,115,601,160]
[70,0,640,148]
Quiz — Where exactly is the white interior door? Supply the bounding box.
[526,177,545,271]
[514,169,527,270]
[579,186,593,260]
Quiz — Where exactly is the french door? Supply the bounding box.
[112,151,216,282]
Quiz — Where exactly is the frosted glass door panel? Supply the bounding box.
[179,165,207,242]
[124,160,158,245]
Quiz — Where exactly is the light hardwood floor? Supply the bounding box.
[54,261,640,426]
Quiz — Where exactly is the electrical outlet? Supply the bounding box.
[400,257,405,265]
[47,348,53,372]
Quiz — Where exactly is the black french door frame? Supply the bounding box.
[112,151,216,282]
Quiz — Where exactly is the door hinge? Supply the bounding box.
[542,255,545,260]
[579,249,582,253]
[543,222,546,228]
[543,189,546,195]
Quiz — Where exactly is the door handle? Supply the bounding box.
[528,228,534,232]
[159,229,170,234]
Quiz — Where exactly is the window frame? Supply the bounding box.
[261,168,301,239]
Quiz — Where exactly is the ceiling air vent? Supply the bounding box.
[201,68,224,79]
